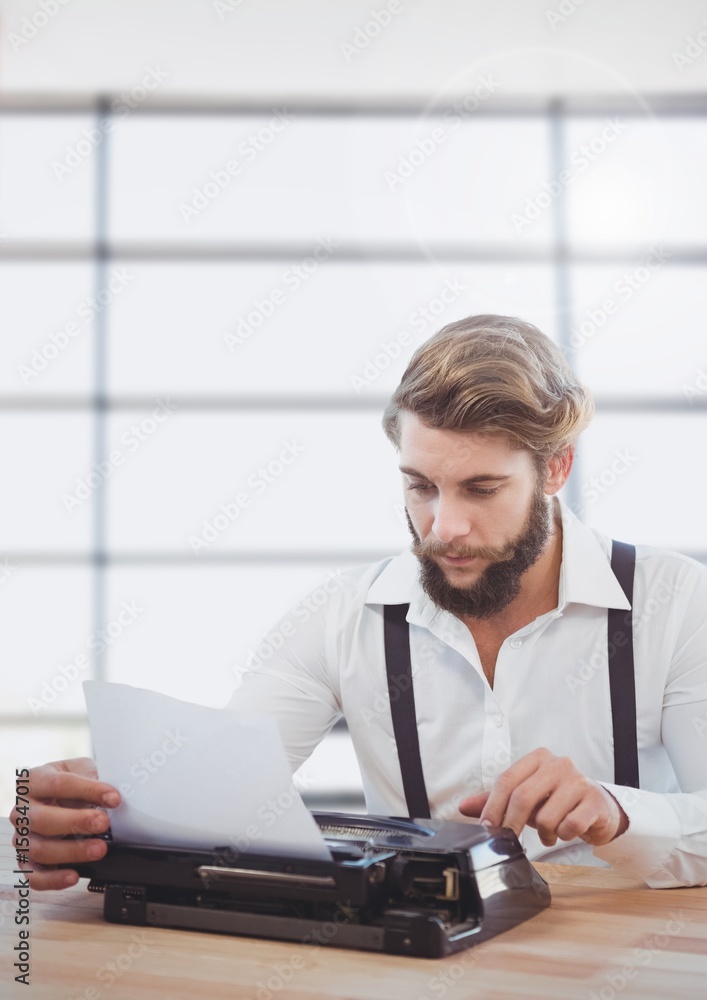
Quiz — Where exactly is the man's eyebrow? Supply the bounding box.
[399,466,512,484]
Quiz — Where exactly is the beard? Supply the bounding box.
[406,480,552,620]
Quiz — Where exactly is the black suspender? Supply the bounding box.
[383,604,431,818]
[383,538,639,817]
[608,540,639,788]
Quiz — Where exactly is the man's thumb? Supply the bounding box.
[457,791,490,817]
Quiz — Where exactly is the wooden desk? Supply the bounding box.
[2,819,706,999]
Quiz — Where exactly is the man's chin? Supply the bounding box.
[437,557,486,581]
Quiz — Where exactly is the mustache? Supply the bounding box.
[410,538,517,562]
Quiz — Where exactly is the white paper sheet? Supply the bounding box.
[83,680,331,860]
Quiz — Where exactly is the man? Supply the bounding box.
[17,315,707,890]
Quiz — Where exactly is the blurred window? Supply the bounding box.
[1,101,705,815]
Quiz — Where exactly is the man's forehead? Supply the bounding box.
[398,411,517,464]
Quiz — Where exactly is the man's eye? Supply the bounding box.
[471,487,500,497]
[406,482,433,493]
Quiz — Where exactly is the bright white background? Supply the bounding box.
[1,0,707,816]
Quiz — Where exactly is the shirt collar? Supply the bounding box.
[365,547,420,605]
[556,497,631,610]
[365,496,631,613]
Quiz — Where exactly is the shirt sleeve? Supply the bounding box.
[593,562,707,887]
[225,577,343,773]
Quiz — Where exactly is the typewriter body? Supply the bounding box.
[68,812,551,959]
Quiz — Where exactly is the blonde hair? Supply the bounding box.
[382,314,594,460]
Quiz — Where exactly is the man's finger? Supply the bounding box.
[28,832,109,868]
[532,784,588,845]
[29,766,120,809]
[28,869,81,892]
[478,752,549,830]
[492,774,559,837]
[22,802,112,839]
[18,856,82,892]
[569,801,619,846]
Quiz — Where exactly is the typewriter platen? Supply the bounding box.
[67,812,551,958]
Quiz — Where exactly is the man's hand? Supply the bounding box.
[458,748,629,847]
[9,757,121,891]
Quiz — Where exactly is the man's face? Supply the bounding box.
[398,412,553,619]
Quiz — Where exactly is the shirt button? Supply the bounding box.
[509,638,522,648]
[493,714,503,728]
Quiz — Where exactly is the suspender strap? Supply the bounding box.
[383,603,431,818]
[608,540,639,788]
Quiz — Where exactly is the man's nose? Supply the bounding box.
[431,496,471,544]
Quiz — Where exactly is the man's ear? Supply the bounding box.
[544,446,574,495]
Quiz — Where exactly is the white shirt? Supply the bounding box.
[228,497,707,888]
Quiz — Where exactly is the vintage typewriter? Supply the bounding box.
[67,812,551,959]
